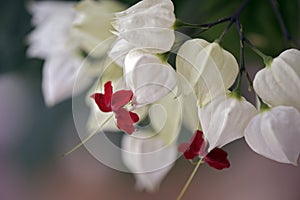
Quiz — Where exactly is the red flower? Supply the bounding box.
[178,130,230,170]
[91,81,139,134]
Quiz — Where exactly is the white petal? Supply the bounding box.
[124,50,177,107]
[176,39,239,106]
[72,0,125,53]
[112,0,175,53]
[42,53,93,106]
[148,91,182,144]
[121,131,177,193]
[245,106,300,165]
[118,28,175,53]
[253,49,300,111]
[27,1,76,59]
[199,94,258,151]
[113,0,175,31]
[108,38,134,67]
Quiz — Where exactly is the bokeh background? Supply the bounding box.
[1,0,300,199]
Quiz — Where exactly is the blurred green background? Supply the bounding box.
[0,0,300,200]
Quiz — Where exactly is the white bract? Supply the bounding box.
[199,94,257,152]
[121,131,177,193]
[124,49,177,108]
[254,49,300,111]
[245,106,300,165]
[176,39,239,107]
[109,0,176,66]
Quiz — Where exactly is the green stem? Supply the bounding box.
[62,114,113,157]
[257,96,270,112]
[244,37,273,66]
[174,17,230,30]
[176,158,203,200]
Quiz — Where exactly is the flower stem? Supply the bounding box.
[176,158,203,200]
[174,17,230,30]
[243,37,273,66]
[62,114,113,157]
[216,0,250,42]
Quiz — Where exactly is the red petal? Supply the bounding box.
[91,93,112,112]
[205,148,230,170]
[111,90,133,111]
[104,81,113,107]
[129,111,139,123]
[179,130,205,160]
[115,108,136,134]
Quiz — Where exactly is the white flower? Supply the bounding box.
[72,0,125,54]
[109,0,176,66]
[27,1,89,106]
[124,49,177,108]
[27,1,120,106]
[121,130,177,193]
[27,1,77,59]
[199,93,257,151]
[41,53,94,106]
[253,49,300,111]
[245,106,300,165]
[176,39,239,107]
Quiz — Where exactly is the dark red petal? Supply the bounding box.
[91,93,112,112]
[178,130,205,160]
[129,111,139,123]
[104,81,113,107]
[205,148,230,170]
[115,108,135,134]
[111,90,133,111]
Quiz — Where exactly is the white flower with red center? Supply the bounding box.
[245,106,300,165]
[91,81,139,134]
[253,49,300,111]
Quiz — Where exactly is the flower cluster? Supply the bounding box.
[27,0,300,197]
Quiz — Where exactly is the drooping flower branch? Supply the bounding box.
[26,0,300,197]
